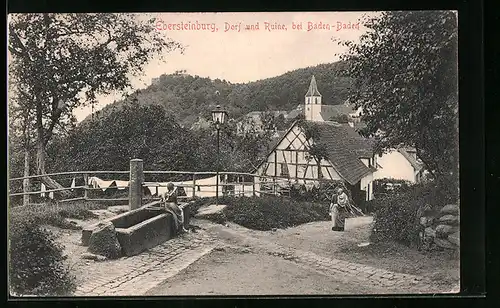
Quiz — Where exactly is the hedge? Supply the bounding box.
[9,215,77,296]
[370,176,459,246]
[193,195,330,231]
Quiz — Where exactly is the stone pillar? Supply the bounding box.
[129,159,144,211]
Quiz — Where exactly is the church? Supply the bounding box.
[254,75,377,204]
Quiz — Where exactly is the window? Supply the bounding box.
[315,97,318,104]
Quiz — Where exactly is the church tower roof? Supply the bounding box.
[305,75,322,96]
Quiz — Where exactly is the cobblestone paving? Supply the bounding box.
[73,231,217,296]
[199,221,448,294]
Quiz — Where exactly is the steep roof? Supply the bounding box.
[255,120,375,185]
[314,121,375,185]
[305,75,322,96]
[398,148,424,171]
[320,104,356,121]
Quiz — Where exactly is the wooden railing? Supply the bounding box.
[8,160,298,208]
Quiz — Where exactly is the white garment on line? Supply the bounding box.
[88,176,118,192]
[41,183,46,197]
[114,180,129,190]
[99,180,116,192]
[157,184,168,197]
[147,185,158,196]
[70,178,76,191]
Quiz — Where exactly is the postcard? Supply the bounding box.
[7,11,459,297]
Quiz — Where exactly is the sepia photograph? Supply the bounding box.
[7,11,459,297]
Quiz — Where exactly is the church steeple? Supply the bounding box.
[305,75,321,97]
[304,75,323,121]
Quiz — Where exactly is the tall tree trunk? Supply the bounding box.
[36,136,46,175]
[35,112,71,198]
[23,148,30,207]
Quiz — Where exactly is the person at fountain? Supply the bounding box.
[329,187,349,231]
[161,182,188,233]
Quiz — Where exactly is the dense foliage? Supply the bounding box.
[369,176,458,246]
[46,102,198,174]
[9,215,77,296]
[43,101,280,177]
[338,11,458,180]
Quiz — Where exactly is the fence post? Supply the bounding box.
[192,173,196,199]
[83,173,89,200]
[23,149,30,207]
[252,175,256,197]
[129,159,144,210]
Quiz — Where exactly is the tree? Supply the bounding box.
[337,11,458,179]
[8,13,182,193]
[298,120,328,179]
[46,102,198,178]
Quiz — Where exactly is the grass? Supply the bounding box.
[337,234,459,286]
[192,195,330,231]
[9,200,108,230]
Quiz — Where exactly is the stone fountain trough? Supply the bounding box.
[82,201,190,257]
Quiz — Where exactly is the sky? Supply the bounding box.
[11,12,374,122]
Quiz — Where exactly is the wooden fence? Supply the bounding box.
[8,159,302,208]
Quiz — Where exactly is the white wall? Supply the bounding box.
[360,173,374,201]
[304,100,322,122]
[374,150,416,183]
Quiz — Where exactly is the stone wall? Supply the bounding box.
[419,204,459,250]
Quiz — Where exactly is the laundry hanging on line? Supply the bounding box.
[88,176,129,192]
[40,183,46,198]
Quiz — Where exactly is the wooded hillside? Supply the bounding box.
[85,61,352,126]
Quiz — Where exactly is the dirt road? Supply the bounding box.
[146,217,459,295]
[146,247,389,295]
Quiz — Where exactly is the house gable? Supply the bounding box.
[398,148,424,172]
[256,121,374,185]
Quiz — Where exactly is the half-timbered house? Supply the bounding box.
[254,76,377,203]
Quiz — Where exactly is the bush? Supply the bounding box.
[58,206,98,220]
[371,177,459,246]
[199,195,330,231]
[9,216,77,296]
[10,201,103,231]
[373,178,413,195]
[289,181,346,202]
